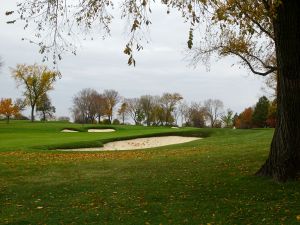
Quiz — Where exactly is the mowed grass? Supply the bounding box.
[0,121,204,151]
[0,121,300,224]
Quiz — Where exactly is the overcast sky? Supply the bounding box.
[0,1,267,119]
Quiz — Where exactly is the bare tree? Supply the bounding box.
[188,102,206,128]
[36,94,56,121]
[14,98,27,112]
[204,99,224,128]
[103,89,121,124]
[125,98,144,125]
[172,107,180,126]
[178,101,190,126]
[71,88,100,123]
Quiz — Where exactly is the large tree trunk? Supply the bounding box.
[256,0,300,181]
[42,111,46,121]
[31,105,35,122]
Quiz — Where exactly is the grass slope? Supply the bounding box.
[0,121,300,224]
[0,121,205,151]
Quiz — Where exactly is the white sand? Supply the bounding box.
[61,136,201,151]
[88,129,116,133]
[61,129,79,132]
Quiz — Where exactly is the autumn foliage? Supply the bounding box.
[235,96,277,129]
[235,107,253,129]
[0,98,20,123]
[11,64,59,122]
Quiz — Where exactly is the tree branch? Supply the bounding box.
[229,51,277,76]
[235,2,274,40]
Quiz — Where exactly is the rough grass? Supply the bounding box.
[0,121,300,224]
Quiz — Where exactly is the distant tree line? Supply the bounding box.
[70,88,277,129]
[233,96,277,129]
[71,88,229,127]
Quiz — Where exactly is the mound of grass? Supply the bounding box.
[0,121,207,151]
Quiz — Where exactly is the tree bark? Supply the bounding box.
[31,105,35,122]
[42,111,46,121]
[256,0,300,181]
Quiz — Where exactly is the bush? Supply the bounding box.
[14,115,30,120]
[112,119,120,125]
[102,119,111,124]
[57,116,70,122]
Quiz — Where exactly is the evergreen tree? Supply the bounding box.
[252,96,270,128]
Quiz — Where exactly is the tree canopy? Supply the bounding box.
[0,98,20,123]
[11,64,59,122]
[252,96,270,127]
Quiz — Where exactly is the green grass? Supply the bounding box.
[0,120,206,151]
[0,121,300,224]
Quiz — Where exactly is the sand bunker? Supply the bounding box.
[88,129,116,133]
[61,129,79,133]
[61,136,201,151]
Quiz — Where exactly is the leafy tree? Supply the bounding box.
[236,107,253,129]
[252,96,270,127]
[160,93,183,125]
[112,119,120,125]
[11,64,59,122]
[36,94,56,121]
[0,98,19,123]
[221,109,234,128]
[93,93,106,124]
[232,113,239,128]
[140,95,155,126]
[13,0,300,180]
[148,98,164,126]
[118,102,128,124]
[204,99,224,128]
[103,89,121,124]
